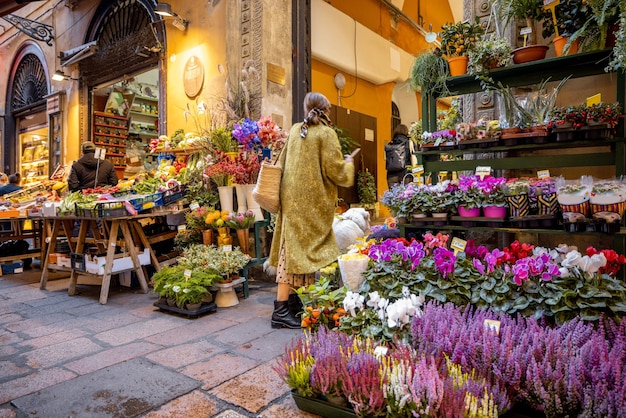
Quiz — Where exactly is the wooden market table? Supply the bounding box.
[0,215,44,268]
[39,210,182,304]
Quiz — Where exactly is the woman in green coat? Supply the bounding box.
[269,92,355,329]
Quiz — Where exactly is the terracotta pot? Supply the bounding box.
[512,45,548,64]
[553,36,579,57]
[448,55,469,76]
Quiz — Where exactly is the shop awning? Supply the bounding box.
[0,0,44,17]
[59,41,98,67]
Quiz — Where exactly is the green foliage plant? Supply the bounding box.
[357,170,377,204]
[409,49,451,97]
[493,0,547,45]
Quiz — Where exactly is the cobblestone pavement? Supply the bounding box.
[0,268,319,418]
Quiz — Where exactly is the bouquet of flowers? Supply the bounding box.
[205,153,235,187]
[205,209,230,229]
[257,115,287,149]
[232,118,260,151]
[185,206,211,231]
[230,152,260,184]
[225,210,255,229]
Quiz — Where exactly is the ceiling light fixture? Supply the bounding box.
[155,2,188,31]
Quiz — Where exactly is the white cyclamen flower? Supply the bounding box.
[561,250,582,268]
[343,291,364,317]
[366,291,380,308]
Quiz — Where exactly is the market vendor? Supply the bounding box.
[68,141,118,192]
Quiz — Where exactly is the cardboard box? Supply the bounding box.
[85,249,151,275]
[2,261,24,274]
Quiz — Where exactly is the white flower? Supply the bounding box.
[401,286,410,298]
[533,246,549,257]
[559,267,571,278]
[183,288,191,294]
[579,253,607,274]
[561,250,582,268]
[343,291,364,317]
[172,285,181,293]
[366,291,380,308]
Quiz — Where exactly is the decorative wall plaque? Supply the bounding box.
[183,56,204,98]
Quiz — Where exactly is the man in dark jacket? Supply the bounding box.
[68,141,119,192]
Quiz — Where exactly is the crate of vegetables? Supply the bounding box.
[75,201,128,218]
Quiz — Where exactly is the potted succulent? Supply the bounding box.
[440,19,485,76]
[541,0,591,56]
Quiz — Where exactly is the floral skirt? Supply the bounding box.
[275,245,316,288]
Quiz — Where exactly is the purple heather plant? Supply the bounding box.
[341,351,387,417]
[409,301,626,417]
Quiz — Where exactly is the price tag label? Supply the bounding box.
[189,201,200,210]
[412,165,424,174]
[438,171,448,183]
[520,27,533,35]
[586,93,602,107]
[177,224,186,231]
[130,156,139,163]
[537,169,551,179]
[184,269,192,278]
[475,166,491,179]
[450,237,467,255]
[484,319,501,335]
[222,245,232,252]
[434,137,445,146]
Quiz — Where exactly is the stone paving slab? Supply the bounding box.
[11,358,199,417]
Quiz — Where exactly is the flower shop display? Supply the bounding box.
[440,19,485,76]
[548,102,623,141]
[335,236,626,343]
[275,305,626,417]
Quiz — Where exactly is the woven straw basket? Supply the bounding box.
[252,161,282,213]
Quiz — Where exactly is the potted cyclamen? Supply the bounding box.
[456,175,483,217]
[479,176,508,218]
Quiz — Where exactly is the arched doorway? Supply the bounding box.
[5,42,50,182]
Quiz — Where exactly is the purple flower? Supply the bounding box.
[433,247,456,279]
[233,118,260,150]
[473,258,485,275]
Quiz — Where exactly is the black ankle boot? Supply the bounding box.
[288,293,303,317]
[271,300,302,329]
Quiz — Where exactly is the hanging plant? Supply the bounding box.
[409,48,451,97]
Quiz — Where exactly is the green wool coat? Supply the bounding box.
[268,122,355,274]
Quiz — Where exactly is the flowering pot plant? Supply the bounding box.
[339,236,626,343]
[477,176,507,207]
[456,175,485,209]
[185,206,212,231]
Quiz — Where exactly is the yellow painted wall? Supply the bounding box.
[162,1,228,137]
